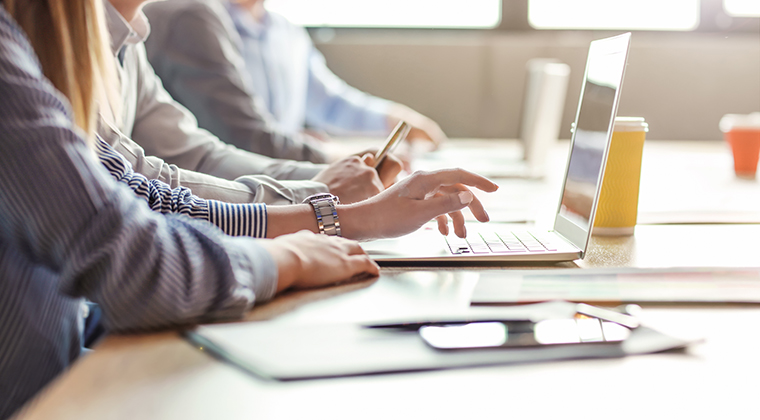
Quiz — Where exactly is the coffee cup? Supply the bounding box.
[720,112,760,179]
[593,117,648,236]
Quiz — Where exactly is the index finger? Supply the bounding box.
[436,184,490,223]
[418,169,499,193]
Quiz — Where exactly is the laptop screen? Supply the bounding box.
[553,33,631,255]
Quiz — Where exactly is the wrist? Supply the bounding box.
[302,193,341,236]
[336,201,377,241]
[259,240,303,293]
[264,204,319,238]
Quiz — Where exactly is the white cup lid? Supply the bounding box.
[570,117,649,133]
[614,117,649,132]
[720,112,760,132]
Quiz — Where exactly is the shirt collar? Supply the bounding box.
[225,2,270,39]
[105,0,151,56]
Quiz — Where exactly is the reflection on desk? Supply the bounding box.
[414,139,760,227]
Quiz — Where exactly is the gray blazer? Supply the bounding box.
[143,0,328,164]
[100,1,328,205]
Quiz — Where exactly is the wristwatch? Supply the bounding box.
[302,193,341,237]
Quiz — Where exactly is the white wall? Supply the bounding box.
[315,30,760,140]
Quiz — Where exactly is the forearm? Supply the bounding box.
[266,170,497,242]
[97,135,269,238]
[305,47,391,135]
[71,198,277,331]
[264,202,372,240]
[265,204,319,238]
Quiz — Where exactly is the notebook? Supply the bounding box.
[362,33,632,263]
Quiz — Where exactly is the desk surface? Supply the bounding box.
[412,138,760,226]
[14,140,760,420]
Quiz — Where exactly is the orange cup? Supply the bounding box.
[720,113,760,179]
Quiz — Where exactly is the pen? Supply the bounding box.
[374,120,411,169]
[364,318,534,331]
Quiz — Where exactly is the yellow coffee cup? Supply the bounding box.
[593,117,648,236]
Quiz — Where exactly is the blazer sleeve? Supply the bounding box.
[98,117,329,204]
[142,0,328,163]
[0,26,279,331]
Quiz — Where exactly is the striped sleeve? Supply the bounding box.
[95,135,267,238]
[207,200,267,238]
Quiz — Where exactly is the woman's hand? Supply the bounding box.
[311,151,402,203]
[339,169,499,241]
[259,231,380,293]
[354,149,403,189]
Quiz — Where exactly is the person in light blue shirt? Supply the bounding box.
[227,1,391,137]
[227,0,448,143]
[143,0,447,163]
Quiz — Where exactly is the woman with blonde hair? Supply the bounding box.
[3,0,117,137]
[0,0,496,416]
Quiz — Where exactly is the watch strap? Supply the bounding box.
[303,194,341,237]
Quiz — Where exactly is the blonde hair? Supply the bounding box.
[5,0,119,142]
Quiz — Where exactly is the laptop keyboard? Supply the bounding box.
[446,231,558,255]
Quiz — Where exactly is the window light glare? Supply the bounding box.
[528,0,700,31]
[723,0,760,17]
[264,0,501,28]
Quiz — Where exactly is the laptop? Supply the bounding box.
[362,33,632,263]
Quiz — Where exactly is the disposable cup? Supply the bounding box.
[720,113,760,179]
[593,117,648,236]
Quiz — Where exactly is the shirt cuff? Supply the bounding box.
[206,201,268,238]
[276,180,330,203]
[235,175,329,205]
[223,236,279,304]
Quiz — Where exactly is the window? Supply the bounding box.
[723,0,760,17]
[264,0,502,28]
[528,0,701,31]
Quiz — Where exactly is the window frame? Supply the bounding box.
[301,0,758,34]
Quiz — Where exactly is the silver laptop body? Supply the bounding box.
[362,33,632,263]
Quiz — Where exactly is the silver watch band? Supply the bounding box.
[303,194,341,237]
